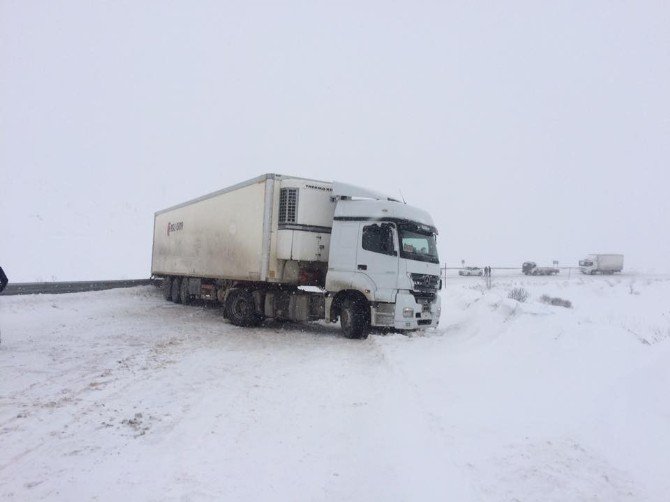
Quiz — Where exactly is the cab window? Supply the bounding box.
[362,223,397,256]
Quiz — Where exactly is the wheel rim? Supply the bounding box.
[232,296,252,318]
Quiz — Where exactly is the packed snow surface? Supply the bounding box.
[2,273,670,501]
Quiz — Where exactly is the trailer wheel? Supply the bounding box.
[171,277,182,303]
[162,277,172,301]
[340,297,369,340]
[180,278,192,305]
[226,289,262,327]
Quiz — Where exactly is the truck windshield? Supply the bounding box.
[579,260,593,267]
[398,223,439,264]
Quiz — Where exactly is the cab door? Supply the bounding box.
[356,222,399,302]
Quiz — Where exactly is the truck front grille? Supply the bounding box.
[410,273,440,293]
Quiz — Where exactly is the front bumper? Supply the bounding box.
[370,290,441,330]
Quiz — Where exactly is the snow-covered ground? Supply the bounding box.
[1,273,669,501]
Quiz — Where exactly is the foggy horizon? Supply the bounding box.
[2,2,668,281]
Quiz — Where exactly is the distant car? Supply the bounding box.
[459,266,483,276]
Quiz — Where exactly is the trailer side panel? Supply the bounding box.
[152,179,267,280]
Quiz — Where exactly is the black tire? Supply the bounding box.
[340,297,369,339]
[180,278,192,305]
[171,277,182,303]
[226,289,262,327]
[162,277,172,301]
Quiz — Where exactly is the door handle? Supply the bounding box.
[358,264,367,270]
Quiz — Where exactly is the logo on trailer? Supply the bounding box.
[304,184,333,192]
[167,221,184,236]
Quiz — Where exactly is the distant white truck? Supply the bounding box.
[151,174,442,339]
[579,254,623,275]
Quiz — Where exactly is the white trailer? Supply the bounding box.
[151,174,442,338]
[579,254,624,275]
[152,174,334,285]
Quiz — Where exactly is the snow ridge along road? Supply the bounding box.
[2,279,155,296]
[1,274,669,501]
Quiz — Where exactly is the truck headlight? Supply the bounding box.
[403,307,414,318]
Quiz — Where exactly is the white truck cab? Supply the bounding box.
[325,183,441,333]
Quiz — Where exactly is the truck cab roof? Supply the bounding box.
[334,198,437,234]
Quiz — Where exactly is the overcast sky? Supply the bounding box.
[2,1,668,281]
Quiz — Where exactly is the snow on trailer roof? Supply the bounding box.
[154,173,331,215]
[155,173,404,216]
[154,172,437,233]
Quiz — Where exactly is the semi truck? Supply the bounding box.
[151,174,442,339]
[522,262,560,276]
[578,254,624,275]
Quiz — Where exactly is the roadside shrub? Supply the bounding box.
[507,287,528,303]
[540,294,572,308]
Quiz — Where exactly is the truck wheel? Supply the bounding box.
[340,297,369,340]
[162,277,172,301]
[180,278,192,305]
[226,289,262,327]
[171,277,182,303]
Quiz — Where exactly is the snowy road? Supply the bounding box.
[2,275,669,501]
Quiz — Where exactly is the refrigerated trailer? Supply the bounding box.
[151,174,442,338]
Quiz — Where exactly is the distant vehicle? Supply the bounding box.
[459,267,483,276]
[522,262,560,276]
[579,254,623,275]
